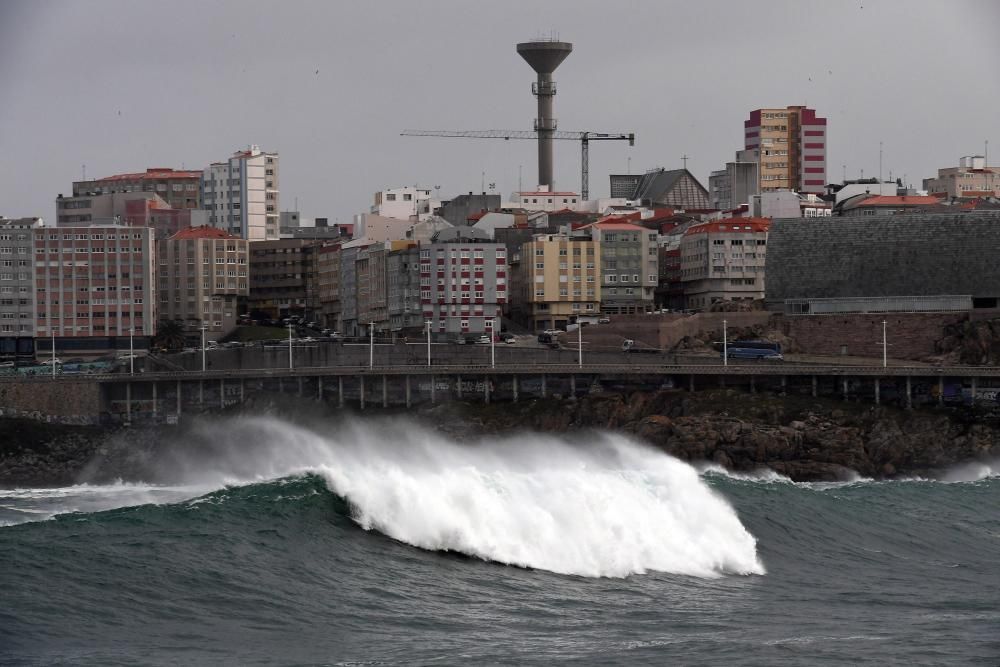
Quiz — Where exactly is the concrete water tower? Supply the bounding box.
[517,39,573,190]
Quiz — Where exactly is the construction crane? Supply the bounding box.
[400,129,635,201]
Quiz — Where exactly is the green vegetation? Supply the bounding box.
[220,325,290,343]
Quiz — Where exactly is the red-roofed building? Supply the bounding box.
[680,218,771,310]
[157,226,249,341]
[73,168,202,210]
[839,194,941,217]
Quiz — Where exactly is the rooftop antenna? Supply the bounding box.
[842,164,846,182]
[82,164,86,181]
[879,141,883,182]
[681,154,689,170]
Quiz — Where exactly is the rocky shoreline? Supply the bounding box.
[0,389,997,486]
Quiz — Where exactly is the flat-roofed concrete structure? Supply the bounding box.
[765,211,1000,313]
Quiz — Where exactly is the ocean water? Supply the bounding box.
[1,417,998,666]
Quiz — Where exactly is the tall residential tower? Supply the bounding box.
[201,146,279,241]
[743,106,826,195]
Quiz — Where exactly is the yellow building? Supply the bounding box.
[519,234,600,331]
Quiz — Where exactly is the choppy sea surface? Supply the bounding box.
[1,417,998,666]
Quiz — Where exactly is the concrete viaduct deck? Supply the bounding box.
[2,362,998,425]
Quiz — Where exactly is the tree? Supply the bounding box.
[154,319,187,351]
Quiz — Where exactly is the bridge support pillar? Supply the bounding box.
[152,382,157,419]
[199,380,204,407]
[689,374,694,392]
[781,375,787,396]
[541,374,547,398]
[484,377,490,404]
[842,377,848,401]
[360,376,366,410]
[240,379,245,404]
[125,382,131,423]
[906,376,912,410]
[811,376,817,398]
[971,377,978,404]
[382,375,388,408]
[176,380,182,415]
[457,375,462,400]
[298,377,304,397]
[749,375,755,394]
[405,375,411,408]
[338,376,344,408]
[430,375,436,404]
[220,379,225,409]
[570,375,577,396]
[513,375,519,402]
[937,375,944,407]
[318,376,323,401]
[875,378,880,405]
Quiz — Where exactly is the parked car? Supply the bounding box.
[474,335,491,345]
[41,358,63,366]
[499,332,516,342]
[598,317,611,324]
[504,336,517,344]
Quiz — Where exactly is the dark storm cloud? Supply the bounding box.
[1,0,998,221]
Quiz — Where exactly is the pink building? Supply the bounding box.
[34,225,156,355]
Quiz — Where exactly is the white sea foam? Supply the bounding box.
[169,417,765,579]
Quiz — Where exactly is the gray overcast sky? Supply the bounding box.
[1,0,998,222]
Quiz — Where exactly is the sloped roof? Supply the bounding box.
[169,225,238,240]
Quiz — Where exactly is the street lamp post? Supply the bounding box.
[577,319,583,368]
[490,318,496,369]
[200,324,208,372]
[287,323,295,370]
[369,322,375,368]
[129,326,134,375]
[882,320,887,368]
[723,319,728,368]
[425,320,432,367]
[51,336,56,379]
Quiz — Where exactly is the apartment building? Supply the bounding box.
[580,219,657,315]
[371,186,438,221]
[518,234,600,332]
[69,168,202,212]
[157,226,248,341]
[356,244,389,332]
[202,145,279,241]
[247,238,312,320]
[0,218,41,351]
[923,155,1000,198]
[387,244,422,332]
[314,242,343,329]
[679,218,770,310]
[419,228,507,335]
[34,224,156,354]
[744,106,827,195]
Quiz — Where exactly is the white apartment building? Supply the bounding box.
[371,186,439,221]
[201,145,279,241]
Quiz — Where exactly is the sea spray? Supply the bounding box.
[147,416,766,578]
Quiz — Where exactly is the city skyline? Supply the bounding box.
[1,0,997,222]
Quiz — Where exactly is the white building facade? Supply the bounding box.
[201,145,279,241]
